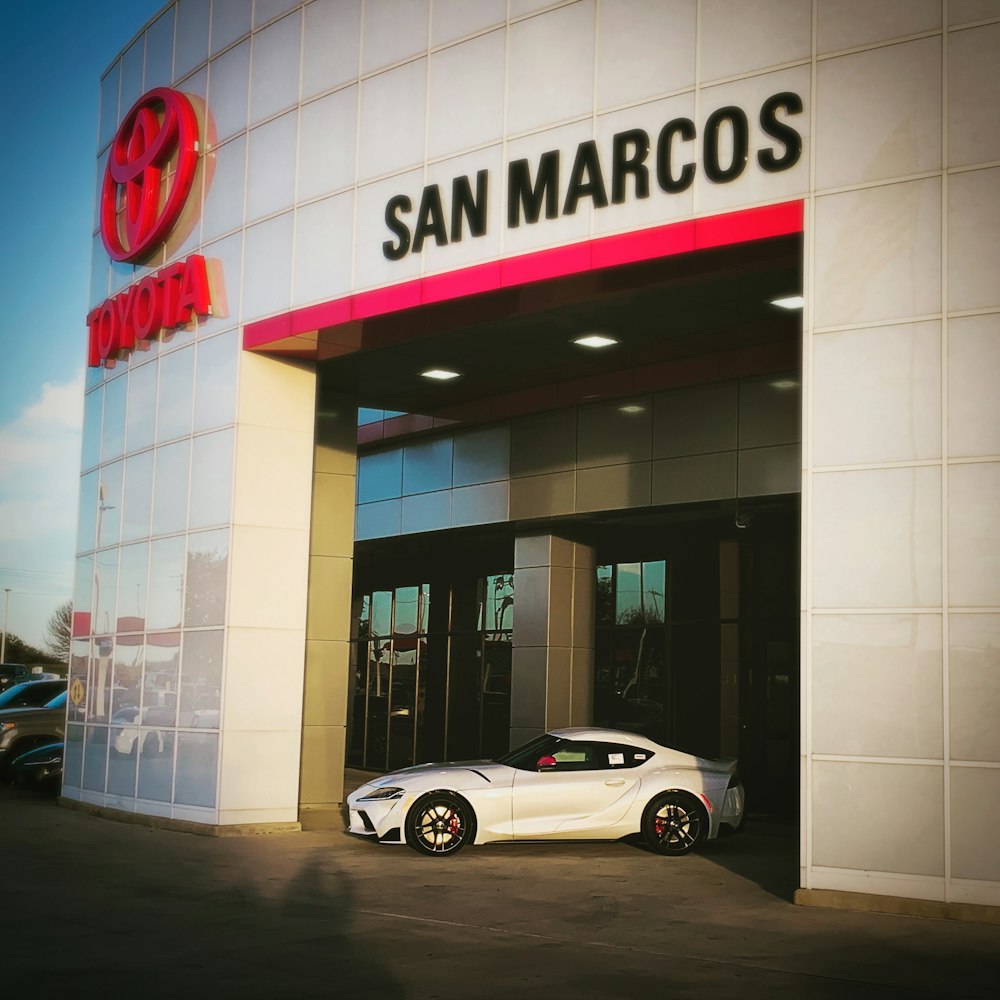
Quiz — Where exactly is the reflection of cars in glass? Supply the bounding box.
[110,707,166,759]
[0,679,66,710]
[9,741,63,793]
[0,690,67,778]
[0,663,30,691]
[348,727,745,857]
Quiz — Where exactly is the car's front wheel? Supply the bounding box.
[405,792,476,857]
[642,791,707,856]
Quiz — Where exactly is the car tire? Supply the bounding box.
[405,791,476,857]
[641,791,707,856]
[142,733,159,759]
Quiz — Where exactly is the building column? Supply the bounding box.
[298,382,357,828]
[510,534,595,747]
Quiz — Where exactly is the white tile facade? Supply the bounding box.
[79,1,999,912]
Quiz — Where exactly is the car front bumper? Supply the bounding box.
[347,789,409,844]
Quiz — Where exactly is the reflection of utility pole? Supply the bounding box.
[1,588,11,662]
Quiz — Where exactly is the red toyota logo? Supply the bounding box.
[100,87,200,263]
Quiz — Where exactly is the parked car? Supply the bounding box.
[0,679,67,711]
[0,690,67,779]
[110,706,166,758]
[348,727,745,857]
[9,741,62,793]
[0,663,30,692]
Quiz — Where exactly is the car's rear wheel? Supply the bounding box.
[642,791,707,856]
[405,792,476,857]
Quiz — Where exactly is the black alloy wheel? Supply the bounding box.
[642,791,707,856]
[406,792,476,856]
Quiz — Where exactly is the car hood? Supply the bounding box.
[358,760,513,791]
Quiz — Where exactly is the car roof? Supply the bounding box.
[547,727,663,752]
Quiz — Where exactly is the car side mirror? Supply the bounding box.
[536,755,557,770]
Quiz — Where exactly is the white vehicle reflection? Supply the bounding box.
[110,706,166,759]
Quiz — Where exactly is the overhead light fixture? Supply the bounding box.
[770,378,799,390]
[573,334,619,349]
[618,404,645,414]
[421,368,461,380]
[770,295,805,309]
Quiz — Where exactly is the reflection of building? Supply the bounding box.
[65,2,999,918]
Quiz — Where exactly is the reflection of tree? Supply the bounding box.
[596,575,613,624]
[184,548,227,626]
[45,601,73,661]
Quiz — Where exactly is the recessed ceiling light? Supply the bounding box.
[573,334,619,349]
[770,295,805,309]
[421,368,461,380]
[618,404,645,414]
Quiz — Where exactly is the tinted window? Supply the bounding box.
[0,681,66,709]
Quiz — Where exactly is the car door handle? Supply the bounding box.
[604,778,626,787]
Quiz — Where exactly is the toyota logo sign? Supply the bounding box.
[100,87,200,263]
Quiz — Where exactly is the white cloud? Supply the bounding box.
[0,374,83,648]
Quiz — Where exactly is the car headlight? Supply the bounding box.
[357,786,405,801]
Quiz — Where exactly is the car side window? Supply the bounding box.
[603,744,655,769]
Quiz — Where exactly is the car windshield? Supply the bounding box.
[494,733,566,771]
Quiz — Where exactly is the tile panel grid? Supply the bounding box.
[803,10,1000,906]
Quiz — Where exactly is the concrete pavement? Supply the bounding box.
[5,782,998,998]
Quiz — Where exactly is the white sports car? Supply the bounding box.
[347,727,745,857]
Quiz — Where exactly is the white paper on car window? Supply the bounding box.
[608,752,625,765]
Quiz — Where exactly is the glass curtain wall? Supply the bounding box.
[594,561,670,740]
[349,574,514,770]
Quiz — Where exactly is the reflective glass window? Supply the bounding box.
[98,461,123,548]
[125,361,157,455]
[116,542,149,633]
[402,438,453,495]
[642,561,666,625]
[174,732,218,807]
[184,529,228,627]
[82,725,109,792]
[94,549,119,638]
[68,638,91,724]
[111,634,144,718]
[480,574,513,632]
[147,536,185,630]
[88,636,114,722]
[615,563,642,624]
[101,374,127,463]
[77,471,100,553]
[82,389,103,470]
[121,450,154,541]
[144,8,175,88]
[98,63,120,149]
[64,724,85,789]
[179,629,223,726]
[358,449,403,503]
[106,732,138,796]
[596,564,613,626]
[155,346,195,442]
[370,590,392,637]
[394,586,419,635]
[151,440,191,536]
[73,557,95,641]
[142,631,180,728]
[189,430,233,529]
[193,331,238,430]
[137,729,175,802]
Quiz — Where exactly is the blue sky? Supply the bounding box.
[0,0,165,649]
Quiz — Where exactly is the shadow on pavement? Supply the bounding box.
[3,788,403,997]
